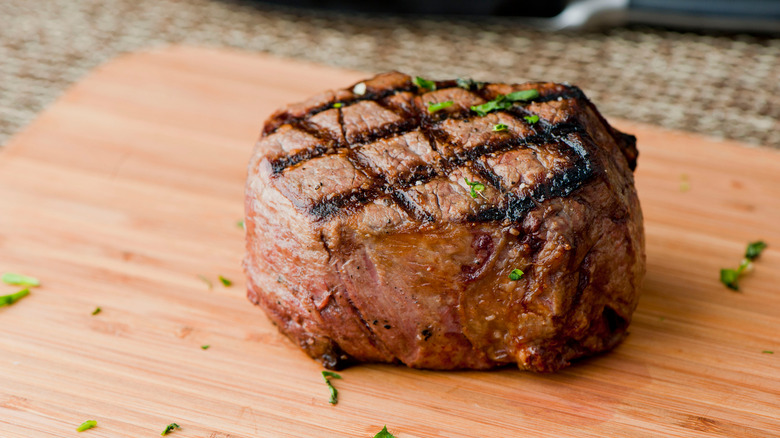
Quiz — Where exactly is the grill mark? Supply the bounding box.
[268,91,587,175]
[444,122,584,166]
[271,115,582,175]
[266,84,584,139]
[347,116,419,146]
[390,190,435,223]
[470,160,504,193]
[309,185,381,219]
[270,145,329,174]
[267,81,601,222]
[307,122,593,221]
[295,118,336,142]
[266,84,418,135]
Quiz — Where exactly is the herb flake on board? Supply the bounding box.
[76,420,97,432]
[374,426,396,438]
[2,272,40,287]
[321,370,342,405]
[0,289,30,307]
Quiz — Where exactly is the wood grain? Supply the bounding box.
[0,46,778,438]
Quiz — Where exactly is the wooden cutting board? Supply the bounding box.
[1,46,778,438]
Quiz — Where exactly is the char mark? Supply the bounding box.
[307,122,594,222]
[309,186,380,219]
[265,84,418,135]
[271,145,329,173]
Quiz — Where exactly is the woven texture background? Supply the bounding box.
[1,0,778,148]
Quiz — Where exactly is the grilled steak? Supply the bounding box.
[244,72,645,372]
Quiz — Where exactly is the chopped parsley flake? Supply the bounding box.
[763,350,774,354]
[198,275,213,290]
[161,423,181,435]
[470,89,539,117]
[524,114,540,124]
[76,420,97,432]
[464,177,485,198]
[413,76,436,91]
[0,289,30,307]
[471,98,509,117]
[218,276,232,287]
[456,78,485,91]
[720,268,740,291]
[201,345,210,350]
[509,269,524,281]
[720,241,768,291]
[332,102,343,108]
[237,220,245,229]
[428,100,453,113]
[506,89,540,101]
[680,174,690,192]
[374,426,396,438]
[2,272,40,287]
[321,370,342,405]
[745,241,767,261]
[92,307,102,315]
[493,123,508,132]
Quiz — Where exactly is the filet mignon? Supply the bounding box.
[244,72,645,372]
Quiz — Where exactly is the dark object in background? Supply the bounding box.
[256,0,780,33]
[244,72,645,372]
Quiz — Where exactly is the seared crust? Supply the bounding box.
[245,72,645,371]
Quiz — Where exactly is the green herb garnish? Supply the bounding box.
[161,423,180,435]
[470,89,539,117]
[720,268,741,291]
[763,350,774,354]
[680,174,690,192]
[745,241,767,261]
[456,78,485,91]
[201,345,210,350]
[374,426,396,438]
[428,100,453,113]
[524,114,540,124]
[470,98,509,117]
[322,370,342,405]
[509,269,524,281]
[506,89,540,101]
[332,102,343,108]
[720,240,769,291]
[2,272,40,287]
[464,177,485,198]
[493,123,508,132]
[413,76,436,91]
[76,420,97,432]
[0,289,30,307]
[198,275,213,290]
[92,307,101,315]
[237,220,245,229]
[218,276,232,287]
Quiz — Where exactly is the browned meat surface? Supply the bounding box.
[244,72,645,372]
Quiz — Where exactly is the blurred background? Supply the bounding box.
[1,0,778,148]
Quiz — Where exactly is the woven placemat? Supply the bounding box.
[1,0,778,148]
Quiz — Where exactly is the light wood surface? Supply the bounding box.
[0,46,778,438]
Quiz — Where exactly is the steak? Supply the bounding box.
[244,72,645,372]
